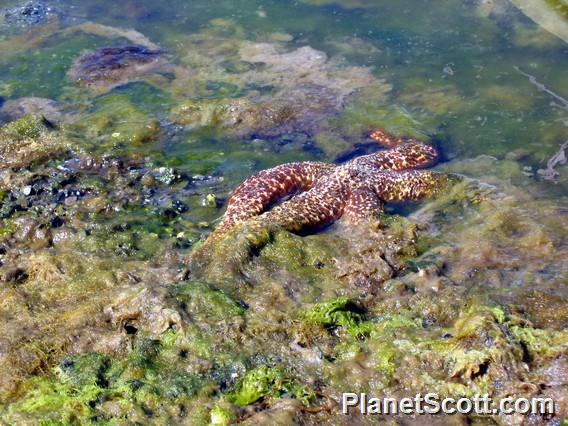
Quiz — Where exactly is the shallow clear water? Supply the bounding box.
[1,0,567,190]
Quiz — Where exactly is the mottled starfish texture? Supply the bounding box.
[211,130,444,240]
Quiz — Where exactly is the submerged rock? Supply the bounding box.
[68,95,161,147]
[0,97,66,125]
[2,2,55,28]
[61,22,161,50]
[68,45,172,93]
[169,28,390,142]
[190,213,424,298]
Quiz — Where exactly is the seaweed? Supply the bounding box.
[303,297,372,338]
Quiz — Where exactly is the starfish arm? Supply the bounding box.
[262,169,351,232]
[369,170,445,202]
[215,161,333,233]
[370,129,406,147]
[353,142,439,171]
[369,128,427,147]
[343,187,384,223]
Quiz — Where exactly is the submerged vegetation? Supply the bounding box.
[0,0,567,424]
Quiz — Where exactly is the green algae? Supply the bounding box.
[2,161,567,424]
[255,231,342,292]
[2,340,205,424]
[303,297,372,338]
[225,366,315,407]
[210,403,237,426]
[69,95,160,152]
[0,33,106,100]
[170,98,252,129]
[2,326,315,422]
[333,102,432,143]
[227,366,286,406]
[4,377,103,424]
[0,218,16,240]
[170,97,296,137]
[510,323,568,359]
[0,115,69,170]
[2,114,48,139]
[321,298,567,401]
[174,281,245,322]
[102,81,176,118]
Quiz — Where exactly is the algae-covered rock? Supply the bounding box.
[171,97,297,136]
[190,213,421,298]
[183,156,568,423]
[1,10,567,424]
[227,366,287,406]
[2,159,567,424]
[69,95,160,148]
[1,338,206,424]
[0,115,69,170]
[0,152,227,405]
[168,26,391,147]
[302,297,371,338]
[414,158,568,292]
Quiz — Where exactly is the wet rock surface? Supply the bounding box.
[0,97,66,125]
[68,45,172,93]
[169,42,389,137]
[0,115,69,171]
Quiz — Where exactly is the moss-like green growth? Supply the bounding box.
[228,366,285,406]
[1,337,208,423]
[510,324,568,359]
[171,98,254,128]
[2,355,110,423]
[210,402,238,425]
[76,216,166,261]
[333,102,432,142]
[2,114,48,140]
[0,115,69,169]
[257,231,343,291]
[0,218,16,240]
[69,95,160,152]
[192,207,423,296]
[227,366,314,407]
[4,377,103,424]
[303,297,372,338]
[174,281,246,322]
[0,32,106,99]
[57,353,109,389]
[170,97,296,136]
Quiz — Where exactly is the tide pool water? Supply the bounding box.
[0,1,566,424]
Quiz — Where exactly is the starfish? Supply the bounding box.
[207,130,445,244]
